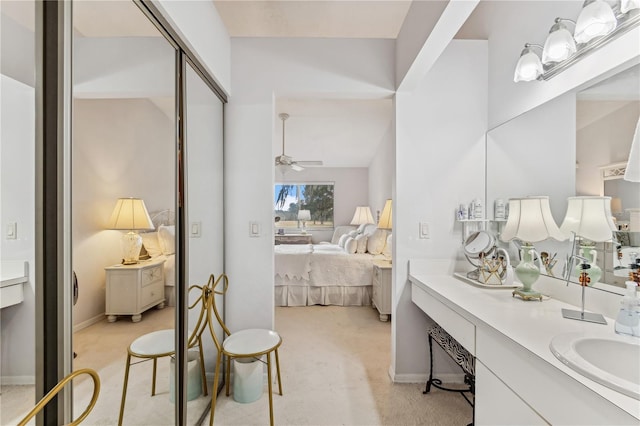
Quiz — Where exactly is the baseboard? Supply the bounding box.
[1,375,35,385]
[388,365,466,384]
[73,313,105,332]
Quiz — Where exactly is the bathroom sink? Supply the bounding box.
[550,332,640,400]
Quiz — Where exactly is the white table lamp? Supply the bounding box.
[108,198,155,264]
[350,206,374,226]
[500,196,566,301]
[297,209,311,234]
[378,200,392,230]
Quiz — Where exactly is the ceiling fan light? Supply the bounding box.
[621,0,640,13]
[542,22,577,64]
[574,0,617,44]
[514,47,543,82]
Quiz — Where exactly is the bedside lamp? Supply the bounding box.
[350,206,375,226]
[500,196,566,301]
[297,209,311,234]
[378,200,392,230]
[108,198,154,264]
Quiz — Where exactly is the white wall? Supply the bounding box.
[1,75,36,383]
[368,124,394,220]
[72,98,174,327]
[277,167,369,243]
[226,37,395,332]
[153,0,231,96]
[394,40,487,379]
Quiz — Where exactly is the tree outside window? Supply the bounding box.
[274,183,334,230]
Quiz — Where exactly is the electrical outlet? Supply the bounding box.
[419,222,430,239]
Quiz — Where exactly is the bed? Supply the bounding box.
[274,224,391,307]
[139,210,176,306]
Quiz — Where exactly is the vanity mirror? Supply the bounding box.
[486,62,640,295]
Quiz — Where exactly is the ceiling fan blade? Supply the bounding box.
[296,160,323,166]
[291,163,305,172]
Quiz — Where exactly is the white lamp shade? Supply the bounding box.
[378,199,392,230]
[500,197,566,243]
[108,198,154,231]
[514,49,543,82]
[560,196,616,241]
[542,24,577,64]
[621,0,640,13]
[574,0,617,44]
[624,116,640,182]
[297,209,311,221]
[350,206,374,225]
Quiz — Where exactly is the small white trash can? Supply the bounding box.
[233,357,263,403]
[170,350,202,403]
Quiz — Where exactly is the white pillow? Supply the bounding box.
[140,232,163,257]
[367,229,387,255]
[338,233,350,248]
[344,237,357,254]
[383,233,392,258]
[356,223,368,234]
[355,234,368,254]
[348,230,358,238]
[158,225,176,255]
[362,224,377,237]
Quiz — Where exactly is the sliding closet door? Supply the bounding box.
[184,59,225,423]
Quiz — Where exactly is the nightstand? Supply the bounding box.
[105,259,165,323]
[372,260,392,322]
[274,233,313,245]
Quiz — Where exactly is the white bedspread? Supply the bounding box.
[274,244,312,280]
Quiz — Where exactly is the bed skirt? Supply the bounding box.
[275,285,372,307]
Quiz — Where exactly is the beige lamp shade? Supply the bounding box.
[108,198,154,231]
[378,199,392,230]
[297,209,311,221]
[500,196,565,242]
[350,206,374,225]
[610,197,623,215]
[560,196,616,242]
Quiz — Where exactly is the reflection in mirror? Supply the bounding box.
[1,0,37,423]
[487,62,640,296]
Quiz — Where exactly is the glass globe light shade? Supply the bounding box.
[514,48,543,82]
[574,0,617,44]
[542,22,577,64]
[621,0,640,13]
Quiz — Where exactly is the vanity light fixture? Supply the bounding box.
[514,1,640,82]
[542,18,577,64]
[500,197,566,301]
[514,44,543,82]
[574,0,617,44]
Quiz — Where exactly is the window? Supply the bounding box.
[274,183,334,230]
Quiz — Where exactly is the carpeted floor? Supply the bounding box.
[1,305,473,425]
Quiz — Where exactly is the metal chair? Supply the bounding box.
[203,274,283,426]
[118,284,209,425]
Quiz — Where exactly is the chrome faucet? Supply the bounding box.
[561,255,607,325]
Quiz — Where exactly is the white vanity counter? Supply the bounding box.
[409,268,640,424]
[1,260,28,309]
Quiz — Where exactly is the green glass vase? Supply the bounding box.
[573,245,602,286]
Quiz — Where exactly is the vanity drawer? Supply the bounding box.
[411,283,475,355]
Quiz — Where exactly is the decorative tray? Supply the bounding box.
[453,272,521,289]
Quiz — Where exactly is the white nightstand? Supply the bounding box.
[105,259,165,323]
[372,260,392,322]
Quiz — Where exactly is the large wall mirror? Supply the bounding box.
[486,62,640,295]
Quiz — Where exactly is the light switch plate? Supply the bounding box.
[419,222,430,239]
[6,222,17,239]
[249,222,260,237]
[190,221,202,238]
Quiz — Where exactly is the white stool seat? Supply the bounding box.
[223,329,281,356]
[129,329,174,357]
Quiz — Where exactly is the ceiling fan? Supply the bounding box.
[275,113,323,172]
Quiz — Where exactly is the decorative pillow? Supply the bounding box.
[344,237,357,254]
[355,234,368,254]
[356,223,368,234]
[367,229,387,255]
[348,230,358,238]
[362,223,378,237]
[140,232,162,257]
[338,233,350,248]
[158,225,176,255]
[383,233,393,258]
